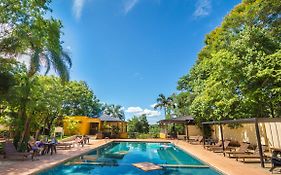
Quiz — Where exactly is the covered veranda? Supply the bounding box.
[202,117,281,168]
[158,116,201,139]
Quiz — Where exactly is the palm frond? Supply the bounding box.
[154,103,163,110]
[61,50,72,68]
[41,53,51,75]
[50,50,70,82]
[167,97,173,101]
[28,49,41,76]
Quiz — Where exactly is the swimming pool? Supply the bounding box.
[38,142,222,175]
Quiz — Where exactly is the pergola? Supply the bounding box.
[202,117,281,168]
[158,116,195,139]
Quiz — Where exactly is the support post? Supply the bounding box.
[165,124,168,138]
[255,118,265,168]
[219,124,225,156]
[202,124,205,148]
[184,123,189,141]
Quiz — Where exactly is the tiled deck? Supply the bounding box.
[0,140,111,175]
[0,139,275,175]
[170,140,271,175]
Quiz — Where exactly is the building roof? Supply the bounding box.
[202,117,281,125]
[96,114,124,122]
[158,116,195,124]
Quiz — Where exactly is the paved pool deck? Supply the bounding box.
[0,140,110,175]
[0,139,275,175]
[170,140,271,175]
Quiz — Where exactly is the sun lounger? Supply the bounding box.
[224,142,250,157]
[210,140,231,153]
[4,141,32,160]
[187,136,199,142]
[205,140,222,150]
[0,136,5,142]
[177,135,186,140]
[56,142,73,149]
[57,136,77,149]
[234,145,267,162]
[189,136,203,145]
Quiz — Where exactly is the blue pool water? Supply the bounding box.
[38,142,222,175]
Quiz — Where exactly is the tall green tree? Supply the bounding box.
[172,92,194,117]
[154,94,174,119]
[0,0,72,150]
[176,0,281,124]
[1,73,102,145]
[127,114,149,138]
[62,81,101,117]
[0,0,72,80]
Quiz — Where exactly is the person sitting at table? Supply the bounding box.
[28,139,44,159]
[75,136,84,147]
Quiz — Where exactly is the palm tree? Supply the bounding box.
[28,48,72,81]
[103,104,125,121]
[0,9,72,81]
[0,1,73,151]
[154,94,174,119]
[0,16,72,149]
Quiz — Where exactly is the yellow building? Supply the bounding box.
[63,115,128,138]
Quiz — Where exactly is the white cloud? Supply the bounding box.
[150,103,157,108]
[126,107,143,113]
[73,0,85,20]
[141,109,161,117]
[123,0,139,14]
[193,0,211,17]
[125,106,161,117]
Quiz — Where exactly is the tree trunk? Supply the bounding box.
[18,116,31,151]
[35,129,40,141]
[47,117,55,137]
[269,102,275,118]
[42,117,48,135]
[17,78,31,151]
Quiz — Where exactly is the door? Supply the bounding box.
[90,123,99,135]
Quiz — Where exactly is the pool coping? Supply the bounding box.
[2,139,270,175]
[169,141,225,175]
[35,139,223,175]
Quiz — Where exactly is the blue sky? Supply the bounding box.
[50,0,240,123]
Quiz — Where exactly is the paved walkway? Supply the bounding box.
[0,140,110,175]
[171,140,271,175]
[0,139,274,175]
